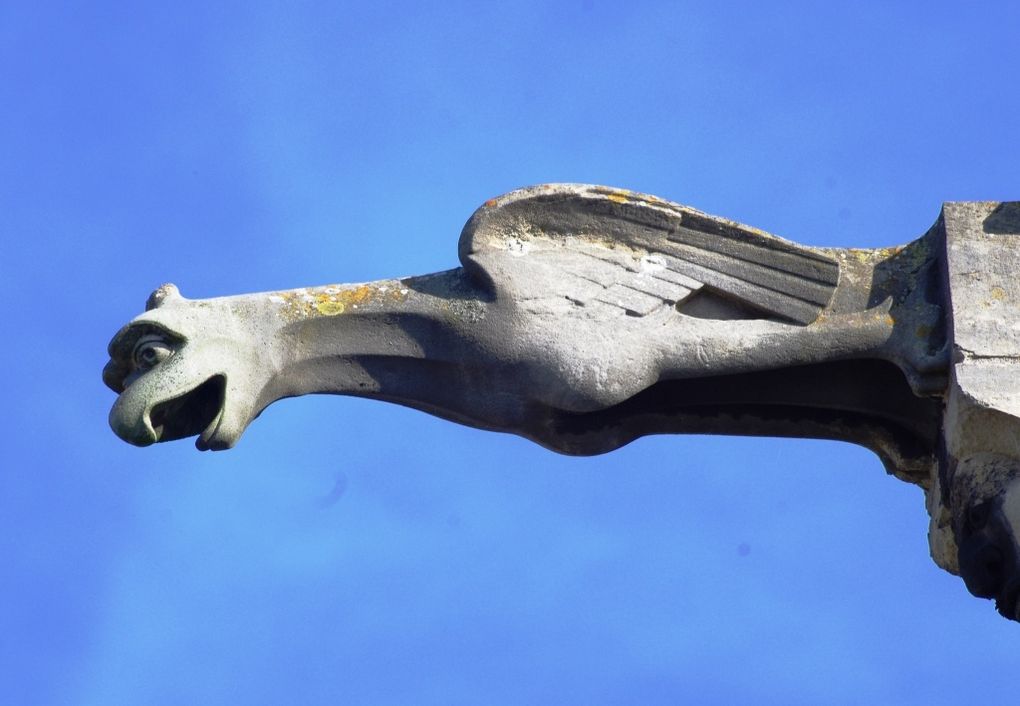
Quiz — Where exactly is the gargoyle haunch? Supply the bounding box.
[104,184,1020,623]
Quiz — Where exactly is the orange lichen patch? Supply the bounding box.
[841,246,905,266]
[846,248,876,265]
[626,192,671,208]
[336,285,375,306]
[991,286,1007,301]
[271,290,316,320]
[868,310,895,327]
[606,190,631,204]
[484,198,498,208]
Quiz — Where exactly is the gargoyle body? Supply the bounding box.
[104,184,1020,622]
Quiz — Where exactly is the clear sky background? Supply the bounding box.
[3,2,1020,704]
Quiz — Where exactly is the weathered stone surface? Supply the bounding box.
[102,184,1020,622]
[932,202,1020,619]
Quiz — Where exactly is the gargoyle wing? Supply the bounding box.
[459,184,838,325]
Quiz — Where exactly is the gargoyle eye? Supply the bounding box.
[133,335,174,369]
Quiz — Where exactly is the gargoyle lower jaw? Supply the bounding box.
[146,374,228,448]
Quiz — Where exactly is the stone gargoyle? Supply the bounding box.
[103,184,1020,623]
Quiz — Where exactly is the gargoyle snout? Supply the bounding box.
[957,500,1020,621]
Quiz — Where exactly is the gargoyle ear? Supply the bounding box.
[146,283,183,311]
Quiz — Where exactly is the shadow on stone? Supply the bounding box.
[983,202,1020,235]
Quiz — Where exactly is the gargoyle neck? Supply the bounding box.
[256,271,492,410]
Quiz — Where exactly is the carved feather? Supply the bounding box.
[460,184,839,325]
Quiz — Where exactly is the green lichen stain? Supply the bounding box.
[315,300,346,315]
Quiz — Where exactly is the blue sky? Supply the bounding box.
[3,2,1020,704]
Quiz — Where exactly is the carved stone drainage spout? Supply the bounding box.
[103,184,1020,622]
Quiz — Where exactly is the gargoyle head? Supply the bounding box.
[103,284,272,450]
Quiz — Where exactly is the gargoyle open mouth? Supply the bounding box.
[149,375,227,449]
